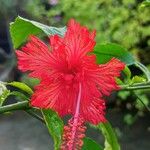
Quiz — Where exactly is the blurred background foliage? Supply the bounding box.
[1,0,149,63]
[0,0,150,126]
[25,0,150,65]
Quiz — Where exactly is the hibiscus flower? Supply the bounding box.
[16,19,125,150]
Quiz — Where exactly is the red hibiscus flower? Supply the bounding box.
[16,19,125,150]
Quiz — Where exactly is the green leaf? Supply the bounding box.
[9,91,29,101]
[42,109,63,150]
[123,66,131,82]
[82,137,103,150]
[94,43,135,65]
[97,122,120,150]
[21,74,40,88]
[0,90,10,106]
[7,81,33,95]
[0,82,10,106]
[131,76,146,84]
[10,16,66,48]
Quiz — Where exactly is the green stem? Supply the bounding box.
[0,101,45,123]
[121,84,150,90]
[120,81,150,90]
[0,101,29,114]
[128,81,150,86]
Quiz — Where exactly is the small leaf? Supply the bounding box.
[97,122,120,150]
[42,109,63,150]
[0,81,7,95]
[7,81,33,95]
[0,90,10,106]
[21,74,40,88]
[123,66,131,82]
[0,82,10,106]
[82,137,103,150]
[10,16,66,48]
[94,43,135,65]
[131,76,146,84]
[115,78,124,85]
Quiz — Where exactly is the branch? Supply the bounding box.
[0,101,29,114]
[120,82,150,90]
[0,101,45,123]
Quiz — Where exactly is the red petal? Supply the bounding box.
[64,19,96,63]
[16,36,53,79]
[87,58,125,96]
[30,79,77,117]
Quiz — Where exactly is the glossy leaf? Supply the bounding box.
[7,81,33,95]
[82,137,103,150]
[97,122,120,150]
[10,16,66,48]
[94,43,135,65]
[42,109,63,150]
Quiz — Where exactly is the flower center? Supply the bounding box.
[64,74,74,82]
[63,67,79,84]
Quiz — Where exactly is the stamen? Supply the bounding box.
[61,83,86,150]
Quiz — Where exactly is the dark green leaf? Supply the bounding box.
[7,81,33,95]
[9,91,29,101]
[10,16,66,48]
[82,137,103,150]
[42,109,63,150]
[21,74,40,88]
[97,122,120,150]
[94,43,135,65]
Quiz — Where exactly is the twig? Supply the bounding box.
[0,101,29,114]
[0,101,45,123]
[121,82,150,90]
